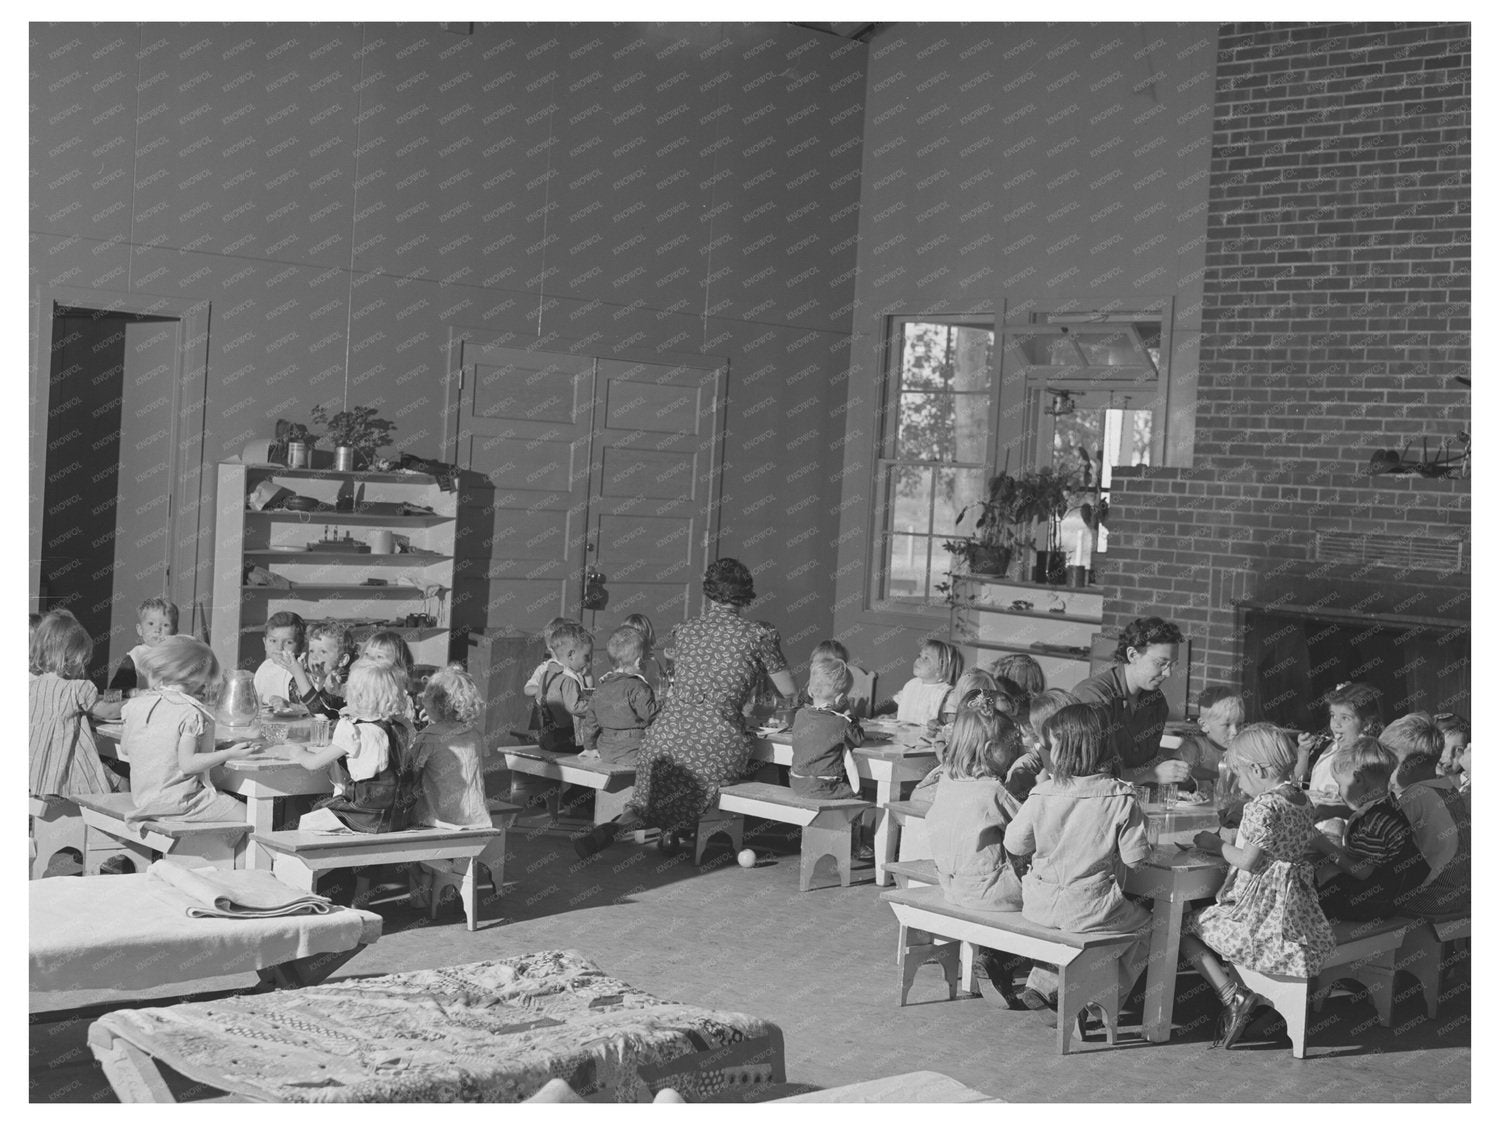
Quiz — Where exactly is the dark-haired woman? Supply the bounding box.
[1072,615,1189,785]
[574,558,793,858]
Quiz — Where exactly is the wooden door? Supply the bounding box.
[582,358,726,641]
[456,344,595,633]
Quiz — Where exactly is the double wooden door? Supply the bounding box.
[454,342,726,639]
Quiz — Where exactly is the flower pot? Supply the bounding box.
[334,445,355,472]
[971,545,1013,577]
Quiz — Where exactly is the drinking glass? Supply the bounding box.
[1158,781,1179,809]
[1144,814,1162,850]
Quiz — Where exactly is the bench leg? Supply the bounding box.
[1237,968,1310,1058]
[694,812,744,865]
[895,924,962,1006]
[162,835,241,871]
[594,787,633,825]
[461,856,480,931]
[29,799,84,880]
[270,854,318,894]
[1056,951,1120,1056]
[799,818,857,892]
[958,942,983,997]
[1398,924,1442,1020]
[479,837,507,897]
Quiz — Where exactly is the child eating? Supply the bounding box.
[293,659,419,834]
[523,617,576,703]
[530,622,592,753]
[254,611,306,710]
[580,625,659,766]
[108,597,178,693]
[1297,681,1383,819]
[1179,724,1336,1048]
[987,653,1045,698]
[122,637,260,822]
[1312,737,1429,922]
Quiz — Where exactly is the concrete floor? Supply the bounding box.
[30,806,1471,1103]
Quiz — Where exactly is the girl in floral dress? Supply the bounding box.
[1180,723,1336,1049]
[573,559,792,858]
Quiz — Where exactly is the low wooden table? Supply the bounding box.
[501,744,637,824]
[750,733,936,885]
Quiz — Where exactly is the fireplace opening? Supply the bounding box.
[1238,602,1470,732]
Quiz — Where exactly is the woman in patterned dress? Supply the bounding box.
[1178,723,1336,1048]
[573,558,793,858]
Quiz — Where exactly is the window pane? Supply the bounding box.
[1051,405,1153,486]
[884,534,928,601]
[900,323,954,390]
[933,467,988,538]
[891,466,934,537]
[949,326,994,394]
[896,393,956,461]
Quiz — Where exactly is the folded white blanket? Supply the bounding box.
[149,861,335,918]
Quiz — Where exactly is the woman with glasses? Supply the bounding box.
[1071,615,1189,786]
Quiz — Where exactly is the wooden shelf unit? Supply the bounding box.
[210,461,485,674]
[948,573,1105,689]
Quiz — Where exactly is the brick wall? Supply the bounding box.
[1102,22,1471,700]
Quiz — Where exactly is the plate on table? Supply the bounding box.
[862,718,908,734]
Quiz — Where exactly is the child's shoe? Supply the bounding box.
[1213,985,1260,1049]
[854,843,875,862]
[573,822,618,860]
[979,953,1026,1010]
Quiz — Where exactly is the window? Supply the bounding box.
[871,316,995,606]
[868,306,1168,611]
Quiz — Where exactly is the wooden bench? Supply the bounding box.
[885,858,939,887]
[253,808,517,931]
[1237,915,1440,1057]
[881,882,1140,1055]
[716,782,871,891]
[502,744,636,825]
[74,793,251,874]
[883,800,931,862]
[1382,915,1468,1022]
[29,795,86,879]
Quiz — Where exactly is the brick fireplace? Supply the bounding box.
[1101,22,1470,717]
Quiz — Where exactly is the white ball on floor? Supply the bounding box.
[737,848,757,868]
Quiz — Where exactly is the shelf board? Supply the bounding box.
[243,463,438,485]
[246,510,452,528]
[245,551,452,565]
[951,574,1104,595]
[954,638,1093,661]
[238,624,450,640]
[240,584,426,598]
[954,604,1101,625]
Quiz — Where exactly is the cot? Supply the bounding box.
[87,949,786,1103]
[29,869,381,1001]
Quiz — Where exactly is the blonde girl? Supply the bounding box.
[876,638,962,726]
[294,659,419,834]
[121,636,258,821]
[621,612,664,692]
[29,609,123,797]
[361,630,422,723]
[1180,723,1335,1048]
[411,666,490,829]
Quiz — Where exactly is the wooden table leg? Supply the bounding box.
[872,780,896,886]
[244,795,278,871]
[1141,890,1187,1043]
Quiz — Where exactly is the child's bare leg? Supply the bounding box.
[1179,932,1236,998]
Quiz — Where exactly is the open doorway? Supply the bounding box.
[31,294,210,684]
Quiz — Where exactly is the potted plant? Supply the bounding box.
[942,471,1027,579]
[310,404,398,471]
[1016,466,1077,583]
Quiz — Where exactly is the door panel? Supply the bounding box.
[459,346,594,631]
[584,358,725,640]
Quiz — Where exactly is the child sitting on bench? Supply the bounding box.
[580,626,659,767]
[925,697,1028,1007]
[294,660,419,834]
[1179,723,1335,1048]
[1003,703,1154,1014]
[123,637,261,822]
